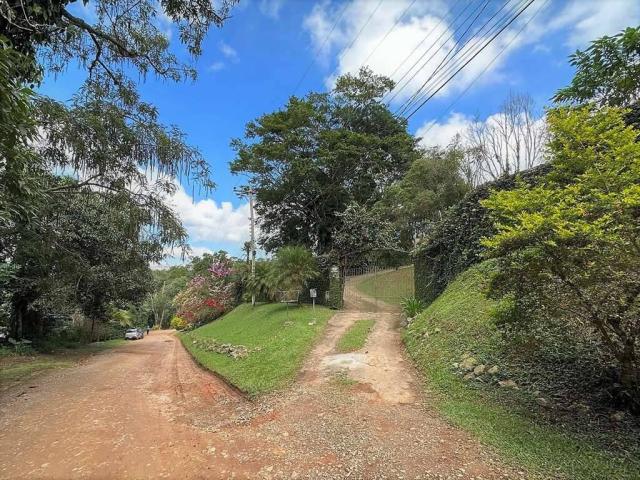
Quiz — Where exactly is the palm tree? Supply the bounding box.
[272,246,319,293]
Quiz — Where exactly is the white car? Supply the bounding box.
[124,328,144,340]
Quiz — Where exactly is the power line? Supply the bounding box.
[291,1,350,97]
[418,0,549,136]
[396,0,522,116]
[404,0,536,119]
[385,0,465,84]
[392,0,496,111]
[384,0,482,104]
[325,0,385,83]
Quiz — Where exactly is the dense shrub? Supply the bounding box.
[170,316,187,330]
[413,164,551,304]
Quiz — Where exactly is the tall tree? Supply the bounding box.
[465,92,546,183]
[230,68,420,254]
[375,143,470,247]
[553,26,640,108]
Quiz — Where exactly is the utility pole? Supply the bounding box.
[248,189,256,307]
[236,185,257,307]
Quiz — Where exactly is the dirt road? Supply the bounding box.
[0,280,522,479]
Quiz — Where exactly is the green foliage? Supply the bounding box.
[180,303,333,396]
[375,144,470,245]
[482,106,640,401]
[404,262,640,480]
[336,319,375,353]
[553,26,640,107]
[413,164,550,304]
[231,67,419,254]
[170,316,187,330]
[110,308,134,328]
[271,246,319,292]
[400,296,425,318]
[331,202,400,267]
[9,184,156,339]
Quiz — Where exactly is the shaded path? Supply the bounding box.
[0,282,524,479]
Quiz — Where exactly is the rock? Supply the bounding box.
[610,411,625,422]
[498,380,518,389]
[463,373,475,381]
[473,364,486,376]
[460,356,477,371]
[535,397,550,408]
[452,363,459,369]
[487,365,499,375]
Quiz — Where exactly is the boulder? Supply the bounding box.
[460,356,477,371]
[498,380,518,389]
[535,397,550,408]
[473,364,486,376]
[487,365,499,375]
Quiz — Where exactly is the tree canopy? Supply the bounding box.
[230,67,420,255]
[553,26,640,107]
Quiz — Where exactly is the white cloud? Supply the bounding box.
[260,0,284,19]
[415,112,472,149]
[209,61,225,72]
[549,0,640,48]
[166,182,251,244]
[303,0,548,102]
[219,41,238,60]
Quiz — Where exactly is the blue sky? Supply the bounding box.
[40,0,640,263]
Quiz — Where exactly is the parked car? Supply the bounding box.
[124,328,144,340]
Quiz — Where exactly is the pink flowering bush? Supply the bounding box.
[174,259,236,324]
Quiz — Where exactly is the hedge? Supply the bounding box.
[413,164,551,304]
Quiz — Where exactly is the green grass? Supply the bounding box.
[336,319,375,352]
[404,261,640,480]
[0,338,125,386]
[180,303,334,397]
[355,265,414,305]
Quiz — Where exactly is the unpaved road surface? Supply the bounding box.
[0,278,523,479]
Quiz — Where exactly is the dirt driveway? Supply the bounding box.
[0,281,523,480]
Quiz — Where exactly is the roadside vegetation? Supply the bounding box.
[406,27,640,479]
[0,339,125,388]
[405,262,640,480]
[181,303,333,397]
[336,319,375,353]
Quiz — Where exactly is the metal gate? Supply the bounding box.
[342,264,414,312]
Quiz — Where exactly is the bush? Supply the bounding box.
[170,316,187,330]
[413,164,550,304]
[401,296,425,318]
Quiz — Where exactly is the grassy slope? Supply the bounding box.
[404,261,640,480]
[181,303,333,397]
[336,319,375,353]
[355,266,414,305]
[0,339,125,386]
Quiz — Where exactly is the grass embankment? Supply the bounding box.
[355,265,414,305]
[181,303,333,397]
[0,339,125,387]
[336,319,375,353]
[404,261,640,480]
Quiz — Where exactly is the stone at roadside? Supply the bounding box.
[610,411,625,422]
[473,364,486,376]
[498,380,518,389]
[487,365,499,375]
[535,397,550,408]
[460,356,477,371]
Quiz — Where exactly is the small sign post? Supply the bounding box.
[310,288,317,311]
